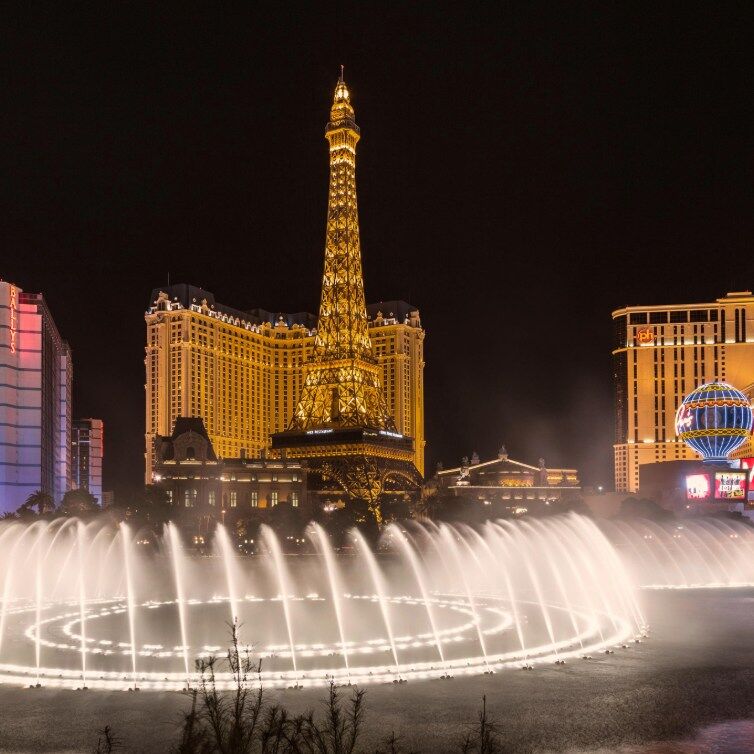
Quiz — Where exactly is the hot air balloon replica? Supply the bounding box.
[675,381,753,462]
[676,381,753,505]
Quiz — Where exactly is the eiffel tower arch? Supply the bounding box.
[271,71,421,523]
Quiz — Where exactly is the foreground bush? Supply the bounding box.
[96,623,501,753]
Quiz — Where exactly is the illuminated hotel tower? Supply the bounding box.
[613,291,754,493]
[71,418,104,503]
[0,280,72,512]
[272,71,421,519]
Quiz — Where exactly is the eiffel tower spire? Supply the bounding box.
[291,72,395,431]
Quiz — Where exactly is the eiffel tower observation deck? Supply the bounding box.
[271,70,421,523]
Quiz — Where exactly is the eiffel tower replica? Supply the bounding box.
[271,70,421,523]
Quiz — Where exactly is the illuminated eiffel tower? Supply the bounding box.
[271,70,421,522]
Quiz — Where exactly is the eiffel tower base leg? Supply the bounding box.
[313,456,422,526]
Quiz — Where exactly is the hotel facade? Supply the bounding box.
[612,291,754,493]
[145,285,425,481]
[71,418,104,504]
[0,280,73,512]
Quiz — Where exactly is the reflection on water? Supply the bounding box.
[581,720,754,754]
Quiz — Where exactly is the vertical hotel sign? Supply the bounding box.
[9,285,17,354]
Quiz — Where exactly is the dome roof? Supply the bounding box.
[675,381,753,461]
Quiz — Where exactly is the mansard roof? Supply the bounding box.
[148,285,416,331]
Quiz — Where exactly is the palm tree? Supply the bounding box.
[17,490,55,517]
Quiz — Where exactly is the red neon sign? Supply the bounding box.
[8,285,17,354]
[636,327,654,345]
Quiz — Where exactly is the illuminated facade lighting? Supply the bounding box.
[613,291,754,492]
[0,281,73,511]
[144,293,424,480]
[71,418,104,504]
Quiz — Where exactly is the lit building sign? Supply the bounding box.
[8,285,17,354]
[378,430,403,439]
[714,471,746,500]
[305,429,333,435]
[636,327,654,345]
[685,474,710,500]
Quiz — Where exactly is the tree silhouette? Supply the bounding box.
[17,490,55,518]
[59,488,99,516]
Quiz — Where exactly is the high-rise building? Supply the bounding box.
[0,280,73,512]
[144,289,424,480]
[271,72,421,519]
[612,291,754,492]
[71,418,103,503]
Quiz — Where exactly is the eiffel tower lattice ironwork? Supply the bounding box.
[271,71,421,522]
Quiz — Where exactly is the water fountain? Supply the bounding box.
[0,513,749,691]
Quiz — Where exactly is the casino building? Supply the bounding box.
[145,287,424,479]
[639,380,754,517]
[152,417,308,529]
[430,447,580,508]
[0,280,73,512]
[612,291,754,493]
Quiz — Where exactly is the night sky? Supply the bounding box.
[3,3,752,499]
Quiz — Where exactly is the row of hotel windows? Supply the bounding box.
[152,323,410,357]
[629,309,719,324]
[168,489,299,508]
[627,309,749,343]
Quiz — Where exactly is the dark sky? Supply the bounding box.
[3,3,753,499]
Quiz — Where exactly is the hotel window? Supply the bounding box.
[166,490,173,504]
[208,490,216,507]
[250,491,258,507]
[291,492,299,507]
[270,491,278,507]
[184,488,197,507]
[230,491,237,507]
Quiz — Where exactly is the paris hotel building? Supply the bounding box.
[145,284,425,481]
[612,290,754,493]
